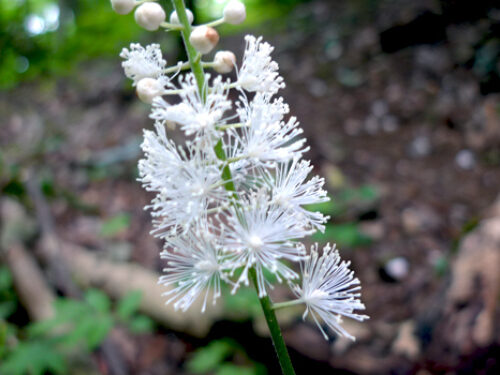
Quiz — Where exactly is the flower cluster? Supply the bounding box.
[112,0,367,340]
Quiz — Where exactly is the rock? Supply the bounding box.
[385,257,410,281]
[402,205,441,234]
[446,195,500,352]
[408,135,432,158]
[392,321,420,359]
[455,149,475,169]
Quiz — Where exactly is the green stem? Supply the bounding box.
[272,299,303,310]
[169,2,296,374]
[203,17,225,28]
[249,269,296,375]
[171,0,205,97]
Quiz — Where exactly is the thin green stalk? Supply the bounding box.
[272,299,303,311]
[169,1,296,373]
[249,269,296,375]
[171,0,205,96]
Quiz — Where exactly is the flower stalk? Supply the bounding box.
[112,0,368,374]
[171,1,297,373]
[250,268,296,375]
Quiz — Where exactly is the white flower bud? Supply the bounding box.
[111,0,136,15]
[213,51,236,73]
[189,26,219,54]
[223,1,246,25]
[136,77,163,103]
[134,3,166,31]
[169,9,194,25]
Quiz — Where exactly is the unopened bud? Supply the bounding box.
[136,78,163,103]
[223,1,246,25]
[169,9,194,25]
[189,26,219,54]
[134,3,166,31]
[110,0,136,15]
[213,51,236,73]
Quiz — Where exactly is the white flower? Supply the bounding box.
[229,93,308,166]
[159,223,229,312]
[223,191,311,297]
[237,35,284,94]
[268,158,330,232]
[136,77,164,104]
[134,2,166,31]
[120,43,167,86]
[213,51,237,74]
[111,0,136,15]
[190,26,220,54]
[150,74,231,136]
[223,1,246,25]
[139,122,227,237]
[291,244,369,340]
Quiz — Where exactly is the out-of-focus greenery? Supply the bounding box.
[0,269,153,375]
[0,0,144,89]
[308,184,379,248]
[186,338,267,375]
[0,0,311,90]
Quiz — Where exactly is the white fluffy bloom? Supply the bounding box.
[291,244,369,340]
[229,93,308,166]
[268,158,330,232]
[223,191,311,297]
[237,35,284,94]
[150,74,231,136]
[159,224,229,312]
[115,25,368,337]
[120,43,167,86]
[139,122,226,237]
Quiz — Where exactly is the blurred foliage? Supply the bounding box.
[0,0,311,89]
[0,274,154,375]
[0,0,146,89]
[223,285,262,320]
[186,338,267,375]
[308,184,379,248]
[100,212,131,237]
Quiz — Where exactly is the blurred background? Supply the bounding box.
[1,0,500,374]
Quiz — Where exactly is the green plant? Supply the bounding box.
[0,288,154,375]
[186,338,267,375]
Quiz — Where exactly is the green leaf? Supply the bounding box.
[85,289,111,313]
[312,223,372,247]
[358,185,378,201]
[216,364,258,375]
[58,314,112,350]
[54,298,87,321]
[0,267,13,291]
[100,213,131,237]
[0,301,16,319]
[117,291,142,320]
[127,315,154,334]
[85,316,114,350]
[186,340,235,373]
[223,287,261,318]
[0,341,66,375]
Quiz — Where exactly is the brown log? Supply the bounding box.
[59,240,223,337]
[4,243,55,321]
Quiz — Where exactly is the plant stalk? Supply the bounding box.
[249,269,297,375]
[169,1,296,373]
